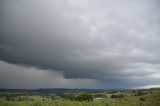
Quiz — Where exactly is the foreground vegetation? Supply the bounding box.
[0,88,160,106]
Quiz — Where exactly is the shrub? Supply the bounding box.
[139,97,145,101]
[111,94,124,99]
[75,93,93,101]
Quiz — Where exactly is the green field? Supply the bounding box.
[0,90,160,106]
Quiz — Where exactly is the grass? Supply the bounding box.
[0,100,106,106]
[0,92,160,106]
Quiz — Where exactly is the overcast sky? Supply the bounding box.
[0,0,160,89]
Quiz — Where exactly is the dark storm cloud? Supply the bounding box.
[0,60,99,89]
[0,0,160,88]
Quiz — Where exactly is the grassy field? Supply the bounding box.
[0,90,160,106]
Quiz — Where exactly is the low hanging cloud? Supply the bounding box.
[0,0,160,88]
[0,60,99,89]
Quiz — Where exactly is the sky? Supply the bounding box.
[0,0,160,89]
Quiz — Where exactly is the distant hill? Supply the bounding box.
[0,88,107,94]
[0,88,159,94]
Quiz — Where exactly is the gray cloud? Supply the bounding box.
[0,0,160,88]
[0,60,100,89]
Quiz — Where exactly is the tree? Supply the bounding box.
[111,94,124,99]
[75,93,93,101]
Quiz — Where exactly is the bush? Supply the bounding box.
[135,91,146,96]
[139,97,145,101]
[75,93,93,101]
[5,96,11,101]
[111,94,124,99]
